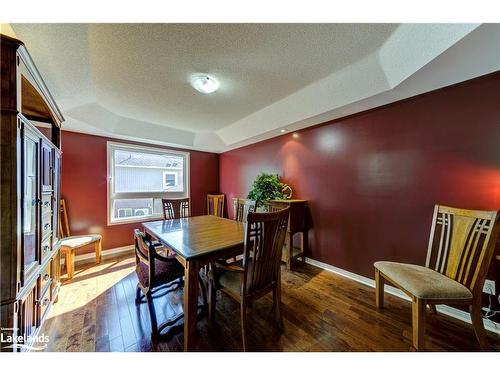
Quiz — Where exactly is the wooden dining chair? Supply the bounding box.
[233,198,256,222]
[209,207,290,351]
[374,204,500,351]
[134,229,207,339]
[207,194,225,217]
[59,199,102,279]
[161,198,190,219]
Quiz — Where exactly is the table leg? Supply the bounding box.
[184,260,200,351]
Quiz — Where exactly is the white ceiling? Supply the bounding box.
[11,23,500,153]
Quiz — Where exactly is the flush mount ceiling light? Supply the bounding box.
[190,74,219,94]
[280,129,289,133]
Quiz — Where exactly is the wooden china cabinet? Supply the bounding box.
[1,34,64,351]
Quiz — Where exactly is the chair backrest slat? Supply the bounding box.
[425,205,500,294]
[207,194,225,217]
[162,198,190,220]
[241,208,289,296]
[134,229,151,263]
[233,198,256,222]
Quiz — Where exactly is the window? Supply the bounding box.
[107,142,189,224]
[162,172,178,190]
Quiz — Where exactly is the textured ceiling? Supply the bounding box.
[10,23,499,152]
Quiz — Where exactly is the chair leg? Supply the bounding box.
[135,284,142,304]
[375,269,384,309]
[470,300,491,351]
[273,285,285,332]
[412,298,426,351]
[66,250,75,279]
[240,300,247,352]
[198,273,208,313]
[209,280,216,323]
[95,239,102,264]
[286,232,293,270]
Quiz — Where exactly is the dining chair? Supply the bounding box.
[209,207,290,351]
[59,199,102,279]
[265,201,296,269]
[161,198,190,219]
[233,198,256,222]
[374,204,500,351]
[134,229,207,339]
[207,194,225,217]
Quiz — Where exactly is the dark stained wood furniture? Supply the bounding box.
[161,198,190,219]
[209,208,290,351]
[142,215,245,351]
[59,199,102,279]
[233,198,256,222]
[134,229,207,339]
[1,34,64,351]
[207,194,225,217]
[267,199,308,269]
[375,204,500,351]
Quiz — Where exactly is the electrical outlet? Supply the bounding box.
[483,279,496,295]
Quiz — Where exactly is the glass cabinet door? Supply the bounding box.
[22,128,40,282]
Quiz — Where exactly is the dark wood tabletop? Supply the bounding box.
[142,215,245,260]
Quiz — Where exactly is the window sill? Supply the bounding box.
[107,215,163,226]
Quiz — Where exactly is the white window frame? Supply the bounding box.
[162,171,179,190]
[107,141,190,225]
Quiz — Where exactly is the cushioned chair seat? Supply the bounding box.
[374,261,473,300]
[212,259,254,296]
[136,258,184,288]
[60,234,102,250]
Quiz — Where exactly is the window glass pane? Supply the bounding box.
[114,149,184,193]
[153,198,164,216]
[112,198,155,220]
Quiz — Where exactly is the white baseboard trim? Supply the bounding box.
[61,245,135,266]
[305,257,500,335]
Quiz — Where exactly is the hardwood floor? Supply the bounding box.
[40,254,500,352]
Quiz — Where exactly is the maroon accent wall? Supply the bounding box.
[219,72,500,289]
[61,131,219,253]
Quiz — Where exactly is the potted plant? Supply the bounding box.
[247,173,291,209]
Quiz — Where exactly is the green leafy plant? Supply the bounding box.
[247,173,287,207]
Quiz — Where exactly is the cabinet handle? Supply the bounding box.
[43,273,50,281]
[44,223,50,230]
[44,201,50,207]
[36,297,50,307]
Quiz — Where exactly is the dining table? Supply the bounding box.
[142,215,245,351]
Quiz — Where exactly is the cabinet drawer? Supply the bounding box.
[41,194,52,216]
[41,214,52,241]
[41,237,51,260]
[38,285,51,322]
[40,262,52,294]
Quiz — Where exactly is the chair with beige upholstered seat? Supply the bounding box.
[59,199,102,279]
[374,204,500,351]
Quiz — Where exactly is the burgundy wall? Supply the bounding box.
[219,72,500,287]
[61,131,219,253]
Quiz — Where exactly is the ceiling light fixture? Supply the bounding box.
[190,74,219,94]
[280,129,288,133]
